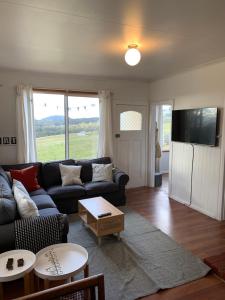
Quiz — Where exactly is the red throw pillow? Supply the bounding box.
[10,166,40,192]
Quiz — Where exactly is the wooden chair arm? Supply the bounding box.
[16,274,105,300]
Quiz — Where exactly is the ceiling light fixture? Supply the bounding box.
[125,44,141,66]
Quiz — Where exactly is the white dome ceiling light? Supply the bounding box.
[125,44,141,66]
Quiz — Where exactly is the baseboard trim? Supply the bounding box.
[126,186,149,192]
[169,194,219,220]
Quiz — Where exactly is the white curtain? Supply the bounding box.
[98,90,113,158]
[16,85,37,163]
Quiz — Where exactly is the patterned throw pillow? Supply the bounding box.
[92,163,113,182]
[59,164,82,186]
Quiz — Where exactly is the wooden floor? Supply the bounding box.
[3,178,225,299]
[126,178,225,300]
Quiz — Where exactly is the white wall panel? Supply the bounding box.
[170,142,222,218]
[149,59,225,219]
[170,142,193,204]
[191,146,221,218]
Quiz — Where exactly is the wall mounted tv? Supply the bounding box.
[172,107,219,146]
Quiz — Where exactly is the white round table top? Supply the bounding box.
[0,249,36,282]
[34,243,88,281]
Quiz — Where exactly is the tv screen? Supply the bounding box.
[172,107,219,146]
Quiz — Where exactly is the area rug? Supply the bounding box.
[68,207,210,300]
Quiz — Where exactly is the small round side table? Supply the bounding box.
[0,249,36,299]
[34,243,89,289]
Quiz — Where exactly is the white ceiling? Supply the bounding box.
[1,0,225,81]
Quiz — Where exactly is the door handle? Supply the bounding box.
[115,134,120,138]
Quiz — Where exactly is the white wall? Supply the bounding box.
[149,60,225,220]
[0,69,149,164]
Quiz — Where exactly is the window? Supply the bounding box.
[33,92,99,162]
[120,111,142,131]
[68,96,99,160]
[160,105,172,151]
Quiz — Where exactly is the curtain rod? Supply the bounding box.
[32,87,98,96]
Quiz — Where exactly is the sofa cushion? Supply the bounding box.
[38,207,61,217]
[42,159,75,189]
[10,166,40,192]
[31,194,56,210]
[0,174,13,199]
[0,166,11,186]
[47,185,86,201]
[12,179,29,196]
[59,164,82,186]
[29,188,48,197]
[2,162,42,186]
[84,181,118,196]
[76,157,111,183]
[0,198,17,225]
[92,163,113,182]
[14,186,39,219]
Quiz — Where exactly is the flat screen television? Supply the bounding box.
[172,107,219,146]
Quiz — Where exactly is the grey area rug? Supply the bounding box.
[68,207,210,300]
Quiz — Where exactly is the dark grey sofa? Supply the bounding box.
[41,157,129,214]
[0,165,69,253]
[0,157,129,252]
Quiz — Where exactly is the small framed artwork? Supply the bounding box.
[11,137,17,144]
[3,137,10,145]
[0,137,1,145]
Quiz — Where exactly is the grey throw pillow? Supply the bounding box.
[0,198,17,225]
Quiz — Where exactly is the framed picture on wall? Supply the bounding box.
[3,137,10,144]
[11,137,17,144]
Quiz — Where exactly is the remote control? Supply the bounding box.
[98,212,112,218]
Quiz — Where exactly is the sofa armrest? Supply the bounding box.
[15,213,69,253]
[113,168,129,187]
[0,222,15,253]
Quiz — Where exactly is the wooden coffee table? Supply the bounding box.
[78,197,124,245]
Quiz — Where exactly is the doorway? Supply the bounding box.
[114,104,147,188]
[149,102,173,194]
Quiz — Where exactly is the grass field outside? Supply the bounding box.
[36,131,98,162]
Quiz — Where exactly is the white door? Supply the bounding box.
[114,104,147,188]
